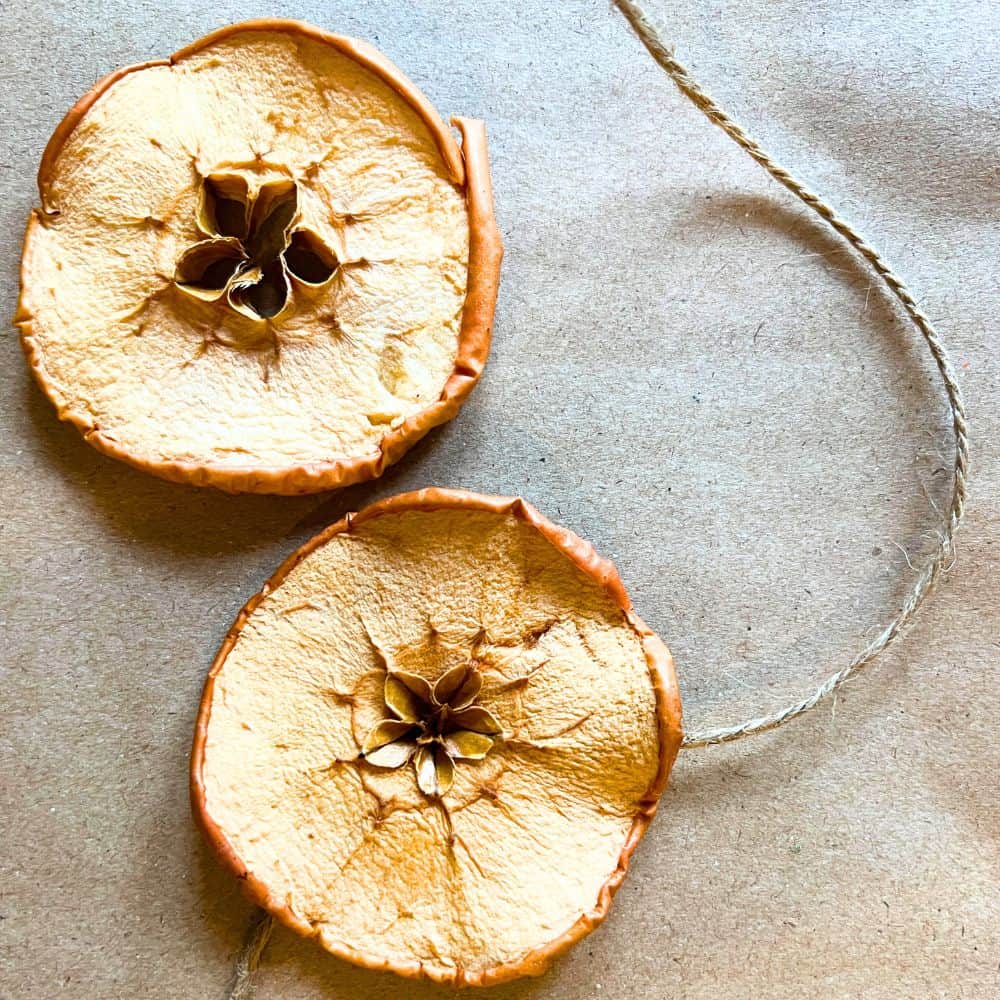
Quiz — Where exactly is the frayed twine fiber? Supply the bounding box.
[226,911,273,1000]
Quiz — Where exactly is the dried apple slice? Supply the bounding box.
[17,21,502,494]
[192,489,682,986]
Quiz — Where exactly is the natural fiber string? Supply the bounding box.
[224,9,972,993]
[612,0,970,748]
[226,910,273,1000]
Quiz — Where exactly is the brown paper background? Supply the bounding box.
[1,1,997,997]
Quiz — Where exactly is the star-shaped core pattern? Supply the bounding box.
[361,663,503,797]
[174,173,339,320]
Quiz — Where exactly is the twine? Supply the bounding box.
[224,8,971,993]
[612,0,969,748]
[226,910,273,1000]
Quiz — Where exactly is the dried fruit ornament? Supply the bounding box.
[17,9,968,998]
[16,20,501,494]
[193,489,682,986]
